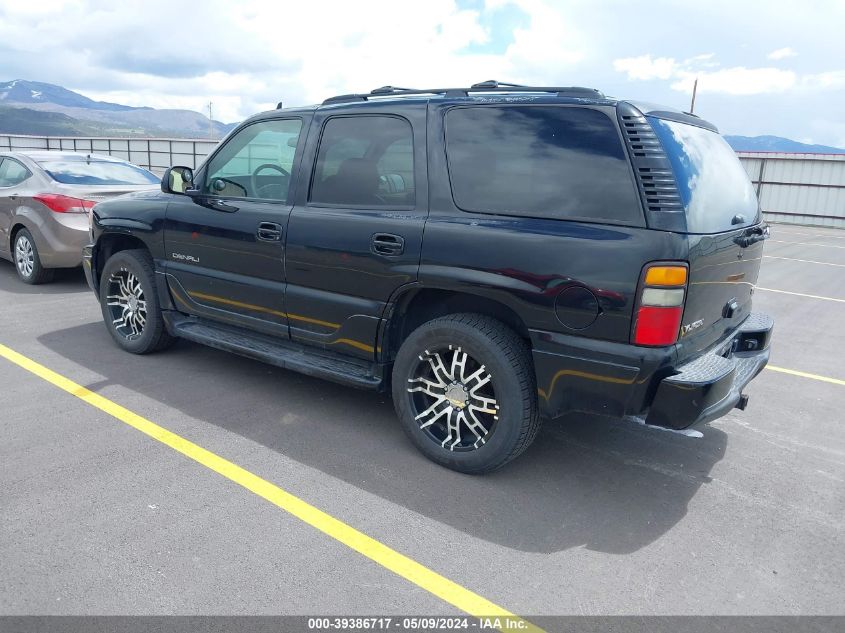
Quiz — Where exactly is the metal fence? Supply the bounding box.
[0,134,219,176]
[2,133,843,228]
[737,152,845,228]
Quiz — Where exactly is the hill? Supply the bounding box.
[0,79,237,138]
[725,135,845,154]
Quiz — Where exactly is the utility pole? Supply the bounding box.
[208,101,214,139]
[689,78,698,114]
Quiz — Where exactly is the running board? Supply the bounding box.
[163,313,383,390]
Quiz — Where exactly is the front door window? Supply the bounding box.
[204,119,303,202]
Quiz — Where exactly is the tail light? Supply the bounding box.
[632,263,689,346]
[33,193,96,214]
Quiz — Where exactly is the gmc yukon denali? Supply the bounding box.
[83,81,773,473]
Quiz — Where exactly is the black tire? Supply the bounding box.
[13,228,54,285]
[99,249,175,354]
[392,313,541,474]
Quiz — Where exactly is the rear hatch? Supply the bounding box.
[647,116,767,359]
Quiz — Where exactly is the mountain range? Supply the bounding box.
[723,135,844,154]
[1,79,843,154]
[0,80,236,138]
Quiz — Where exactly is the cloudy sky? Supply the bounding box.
[1,0,844,146]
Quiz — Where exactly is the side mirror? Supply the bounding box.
[161,166,194,194]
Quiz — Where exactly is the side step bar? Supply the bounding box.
[163,313,383,390]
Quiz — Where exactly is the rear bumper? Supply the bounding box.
[531,312,773,429]
[14,211,88,268]
[646,313,773,429]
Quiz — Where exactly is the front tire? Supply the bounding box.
[99,249,174,354]
[392,313,541,474]
[14,228,54,284]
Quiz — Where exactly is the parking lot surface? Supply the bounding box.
[1,224,843,617]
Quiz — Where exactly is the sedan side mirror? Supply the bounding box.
[162,166,195,195]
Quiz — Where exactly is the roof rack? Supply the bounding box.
[321,80,605,105]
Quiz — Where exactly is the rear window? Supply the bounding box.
[445,106,643,224]
[649,118,759,233]
[37,159,159,185]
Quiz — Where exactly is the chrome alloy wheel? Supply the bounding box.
[15,235,34,278]
[407,345,500,451]
[105,270,147,340]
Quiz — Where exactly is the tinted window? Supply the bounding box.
[37,159,158,185]
[445,106,642,223]
[311,116,414,207]
[649,118,759,233]
[205,118,302,201]
[0,158,31,187]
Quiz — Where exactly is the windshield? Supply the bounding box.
[649,117,759,233]
[37,159,159,185]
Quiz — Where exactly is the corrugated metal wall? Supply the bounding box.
[738,152,845,228]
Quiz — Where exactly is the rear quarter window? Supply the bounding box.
[649,118,760,233]
[445,105,643,225]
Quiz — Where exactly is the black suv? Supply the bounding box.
[83,81,773,473]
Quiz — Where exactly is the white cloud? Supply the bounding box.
[613,51,842,97]
[613,55,677,80]
[802,70,845,90]
[767,47,797,60]
[672,67,797,95]
[1,0,844,147]
[0,0,586,123]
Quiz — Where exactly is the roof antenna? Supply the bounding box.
[689,77,698,114]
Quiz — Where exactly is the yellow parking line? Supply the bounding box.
[763,255,845,268]
[0,343,540,631]
[767,365,845,387]
[769,240,845,250]
[755,287,845,303]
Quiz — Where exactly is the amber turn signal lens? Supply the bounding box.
[645,266,687,287]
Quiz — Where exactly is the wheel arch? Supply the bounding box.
[380,286,531,362]
[93,231,152,287]
[9,217,39,253]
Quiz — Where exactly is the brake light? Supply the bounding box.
[33,193,96,214]
[632,263,688,346]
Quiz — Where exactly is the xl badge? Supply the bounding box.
[681,319,704,337]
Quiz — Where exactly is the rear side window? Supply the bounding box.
[649,118,759,233]
[445,106,642,224]
[310,116,415,207]
[0,158,31,187]
[37,160,158,185]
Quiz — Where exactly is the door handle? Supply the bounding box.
[371,233,405,256]
[257,222,283,241]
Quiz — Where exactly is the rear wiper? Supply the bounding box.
[735,224,770,247]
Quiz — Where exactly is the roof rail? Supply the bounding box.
[321,81,605,105]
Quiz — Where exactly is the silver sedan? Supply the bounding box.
[0,151,160,284]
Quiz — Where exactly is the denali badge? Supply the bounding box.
[680,319,704,337]
[172,252,200,264]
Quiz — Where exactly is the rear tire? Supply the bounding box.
[392,313,541,474]
[14,228,54,285]
[99,249,175,354]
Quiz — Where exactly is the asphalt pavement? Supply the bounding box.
[0,224,843,618]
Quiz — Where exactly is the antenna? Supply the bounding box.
[689,78,698,114]
[208,101,214,139]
